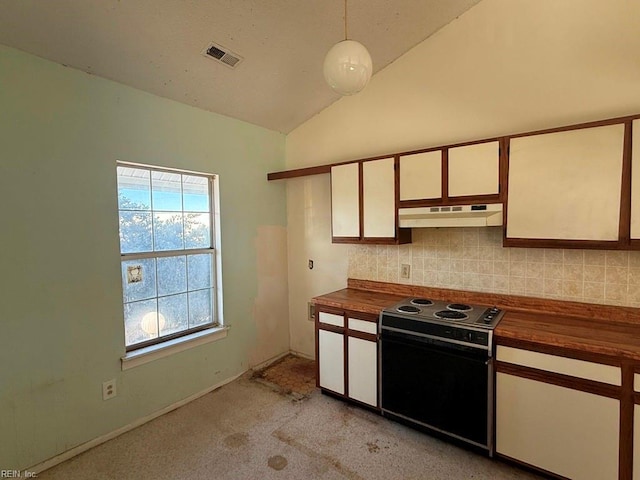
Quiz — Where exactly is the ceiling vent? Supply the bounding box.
[202,42,243,69]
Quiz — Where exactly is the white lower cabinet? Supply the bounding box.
[318,329,344,395]
[347,337,377,407]
[317,309,378,407]
[496,372,619,479]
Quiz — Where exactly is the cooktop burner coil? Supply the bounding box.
[434,310,469,320]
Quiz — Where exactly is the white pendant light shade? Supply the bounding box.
[323,39,372,96]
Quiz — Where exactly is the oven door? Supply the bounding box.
[380,328,492,450]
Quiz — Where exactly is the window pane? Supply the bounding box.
[124,298,158,346]
[184,213,211,249]
[154,212,184,251]
[157,255,187,296]
[152,171,182,212]
[117,167,151,210]
[189,289,213,327]
[119,211,153,254]
[158,293,188,336]
[183,175,210,212]
[121,258,156,303]
[188,254,212,290]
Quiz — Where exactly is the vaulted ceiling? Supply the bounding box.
[0,0,481,133]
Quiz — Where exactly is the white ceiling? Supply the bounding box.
[0,0,481,133]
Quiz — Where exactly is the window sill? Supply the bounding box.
[121,326,229,371]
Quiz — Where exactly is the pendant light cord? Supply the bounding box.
[344,0,348,40]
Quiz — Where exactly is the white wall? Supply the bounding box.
[285,0,640,357]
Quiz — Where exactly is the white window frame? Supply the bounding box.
[117,161,226,369]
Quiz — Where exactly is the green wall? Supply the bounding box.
[0,45,287,470]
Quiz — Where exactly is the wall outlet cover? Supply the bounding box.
[401,264,411,279]
[102,379,117,400]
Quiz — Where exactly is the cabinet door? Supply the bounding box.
[506,124,624,241]
[399,151,442,201]
[318,329,344,394]
[448,141,499,197]
[496,373,619,480]
[331,163,360,238]
[362,158,396,238]
[347,336,377,407]
[631,119,640,239]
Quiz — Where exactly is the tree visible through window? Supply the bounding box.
[117,164,219,350]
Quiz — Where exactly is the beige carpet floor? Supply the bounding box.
[37,373,542,480]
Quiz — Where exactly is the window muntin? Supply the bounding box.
[117,164,218,351]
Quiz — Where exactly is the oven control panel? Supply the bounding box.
[381,314,491,348]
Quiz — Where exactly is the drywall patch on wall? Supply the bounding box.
[286,176,350,358]
[250,225,290,367]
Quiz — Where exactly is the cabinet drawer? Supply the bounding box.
[496,346,620,386]
[348,318,377,335]
[319,312,344,328]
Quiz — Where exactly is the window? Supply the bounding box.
[117,163,220,351]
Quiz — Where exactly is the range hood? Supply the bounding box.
[398,204,503,228]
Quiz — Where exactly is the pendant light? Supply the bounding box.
[323,0,372,96]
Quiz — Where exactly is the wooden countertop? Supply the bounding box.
[496,311,640,361]
[314,279,640,362]
[312,288,405,316]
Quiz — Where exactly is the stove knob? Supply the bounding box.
[484,315,494,322]
[489,307,500,314]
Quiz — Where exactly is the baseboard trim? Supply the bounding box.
[250,351,291,371]
[28,370,245,475]
[289,349,315,361]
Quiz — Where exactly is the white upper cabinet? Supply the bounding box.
[507,124,625,241]
[399,151,442,201]
[631,119,640,240]
[448,141,500,197]
[363,158,396,238]
[331,163,360,238]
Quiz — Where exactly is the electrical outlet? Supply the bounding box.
[401,264,411,279]
[102,379,117,400]
[308,302,315,321]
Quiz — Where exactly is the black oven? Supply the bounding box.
[379,299,502,454]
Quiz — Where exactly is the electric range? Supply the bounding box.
[379,297,506,454]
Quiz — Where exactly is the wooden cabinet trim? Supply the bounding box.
[317,323,344,335]
[344,309,378,322]
[316,305,345,317]
[398,193,501,209]
[268,113,640,182]
[620,362,634,480]
[503,237,623,250]
[358,161,364,240]
[495,362,621,399]
[619,121,632,246]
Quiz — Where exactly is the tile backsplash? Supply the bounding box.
[348,227,640,307]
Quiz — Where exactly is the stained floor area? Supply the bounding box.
[252,354,316,397]
[36,373,543,480]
